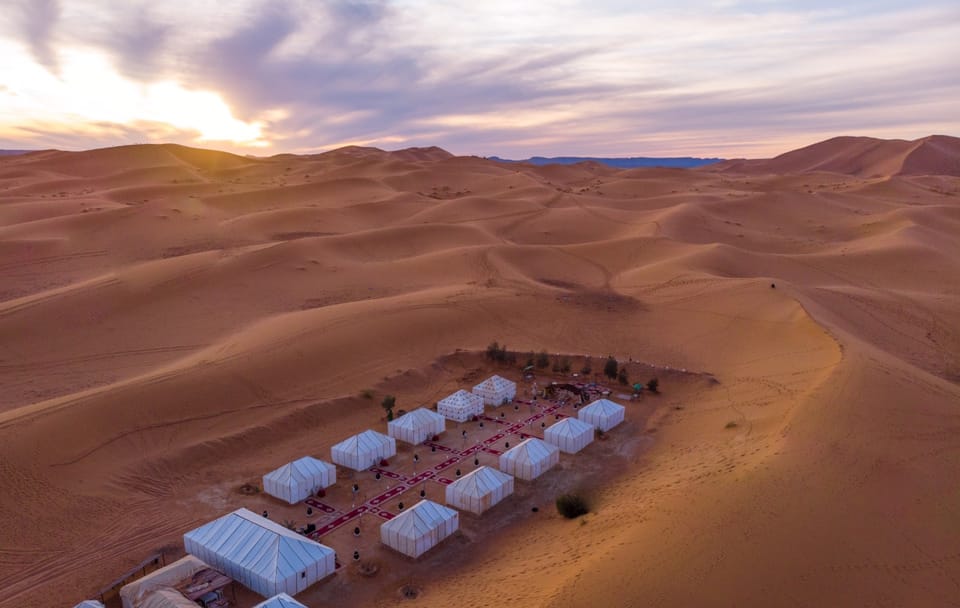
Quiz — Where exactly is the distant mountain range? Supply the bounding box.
[0,150,33,156]
[488,155,724,169]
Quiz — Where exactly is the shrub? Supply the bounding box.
[556,493,589,519]
[560,357,571,373]
[360,389,374,400]
[580,364,592,375]
[382,395,396,421]
[617,366,629,385]
[725,420,738,429]
[486,341,510,363]
[646,377,659,393]
[603,356,618,379]
[536,350,550,369]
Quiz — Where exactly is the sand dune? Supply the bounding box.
[711,134,960,177]
[0,137,958,607]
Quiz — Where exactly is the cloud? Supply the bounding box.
[108,7,171,80]
[17,0,60,73]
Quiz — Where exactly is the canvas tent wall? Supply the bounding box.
[437,389,483,422]
[498,438,559,481]
[445,466,514,515]
[253,593,309,608]
[330,429,397,471]
[472,375,517,406]
[120,556,208,608]
[388,407,445,445]
[139,588,198,608]
[183,508,335,598]
[579,398,625,432]
[74,602,105,608]
[544,417,595,453]
[263,456,336,504]
[380,499,459,558]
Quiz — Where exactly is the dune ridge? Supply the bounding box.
[0,137,958,607]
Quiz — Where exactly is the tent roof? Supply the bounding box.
[546,417,594,437]
[184,508,334,585]
[253,593,309,608]
[74,602,105,608]
[439,390,481,408]
[583,398,625,416]
[380,500,457,539]
[473,375,516,392]
[138,588,197,608]
[331,429,392,453]
[446,466,512,497]
[263,456,333,486]
[501,438,558,464]
[389,407,444,429]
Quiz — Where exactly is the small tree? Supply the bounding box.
[646,377,659,393]
[486,341,502,361]
[603,356,619,379]
[381,395,396,421]
[560,357,571,373]
[617,366,629,385]
[536,350,550,369]
[556,493,589,519]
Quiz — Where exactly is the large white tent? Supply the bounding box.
[380,499,459,558]
[263,456,336,504]
[120,556,208,608]
[437,389,483,422]
[388,407,446,445]
[253,593,309,608]
[330,429,397,471]
[544,417,595,453]
[472,375,517,406]
[579,398,625,432]
[498,438,559,481]
[445,466,514,515]
[183,508,335,598]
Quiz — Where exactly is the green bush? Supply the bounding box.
[556,493,589,519]
[603,356,618,379]
[647,377,659,393]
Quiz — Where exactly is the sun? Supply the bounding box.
[0,42,267,148]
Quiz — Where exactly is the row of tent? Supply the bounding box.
[168,385,625,601]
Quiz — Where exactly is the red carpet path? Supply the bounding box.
[304,392,600,540]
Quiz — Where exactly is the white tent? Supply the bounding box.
[263,456,336,505]
[472,375,517,406]
[437,389,483,422]
[183,508,336,598]
[579,398,625,432]
[120,556,208,608]
[544,417,595,454]
[330,429,397,471]
[445,466,514,515]
[74,602,105,608]
[498,438,559,481]
[388,407,446,445]
[253,593,309,608]
[380,499,459,558]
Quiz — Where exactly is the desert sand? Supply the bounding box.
[0,135,958,607]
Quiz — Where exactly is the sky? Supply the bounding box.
[0,0,957,158]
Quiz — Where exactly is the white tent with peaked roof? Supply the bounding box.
[544,417,595,453]
[498,437,559,480]
[330,429,396,471]
[263,456,336,504]
[388,407,445,445]
[437,389,483,422]
[253,593,309,608]
[183,508,335,598]
[380,499,459,558]
[579,398,625,432]
[445,466,514,515]
[472,375,517,406]
[74,602,105,608]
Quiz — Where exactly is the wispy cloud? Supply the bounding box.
[0,0,958,157]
